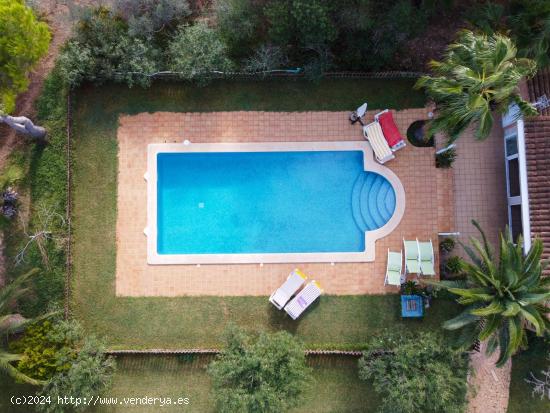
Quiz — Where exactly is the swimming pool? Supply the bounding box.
[146,142,405,264]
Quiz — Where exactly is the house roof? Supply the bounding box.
[525,68,550,273]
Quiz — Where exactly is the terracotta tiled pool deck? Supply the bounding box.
[116,110,454,296]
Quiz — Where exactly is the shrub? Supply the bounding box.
[435,147,457,168]
[439,237,455,253]
[38,337,115,413]
[444,255,464,276]
[57,8,160,88]
[358,331,468,413]
[113,0,191,38]
[207,325,310,413]
[264,1,294,47]
[214,0,260,58]
[9,320,81,381]
[400,280,422,296]
[169,22,234,82]
[0,0,50,113]
[244,44,289,73]
[264,0,336,48]
[291,0,336,47]
[526,351,550,401]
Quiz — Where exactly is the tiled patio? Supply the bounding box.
[452,122,508,249]
[116,109,453,296]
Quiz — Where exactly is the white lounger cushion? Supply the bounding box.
[284,281,322,320]
[269,269,307,310]
[363,122,395,164]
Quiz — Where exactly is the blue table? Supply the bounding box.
[401,295,424,318]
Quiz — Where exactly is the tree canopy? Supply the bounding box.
[0,0,50,113]
[416,30,537,141]
[207,325,310,413]
[358,331,468,413]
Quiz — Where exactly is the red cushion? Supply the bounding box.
[378,111,404,147]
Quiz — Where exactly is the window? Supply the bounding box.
[508,158,520,197]
[505,134,518,156]
[510,204,523,242]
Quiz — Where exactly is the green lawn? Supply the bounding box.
[0,355,377,413]
[508,338,550,413]
[70,78,449,349]
[88,355,378,413]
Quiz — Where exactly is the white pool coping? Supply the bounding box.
[145,141,405,264]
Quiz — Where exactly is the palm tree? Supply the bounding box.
[415,30,537,142]
[509,0,550,66]
[429,221,550,367]
[0,269,46,385]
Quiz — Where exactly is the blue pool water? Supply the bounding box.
[157,151,396,254]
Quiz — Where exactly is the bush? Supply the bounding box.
[358,331,468,413]
[113,0,191,38]
[400,280,422,295]
[0,0,50,113]
[264,0,336,48]
[439,237,455,253]
[444,255,464,276]
[436,147,457,168]
[207,325,310,413]
[57,8,160,88]
[9,320,81,381]
[38,337,115,413]
[169,22,234,82]
[244,44,289,73]
[214,0,260,58]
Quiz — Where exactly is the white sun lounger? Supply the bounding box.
[418,239,436,277]
[269,269,308,310]
[363,122,395,164]
[385,249,403,286]
[284,281,323,320]
[403,238,421,275]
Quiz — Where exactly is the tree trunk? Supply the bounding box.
[0,115,46,140]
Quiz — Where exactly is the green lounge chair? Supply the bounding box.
[403,238,420,274]
[418,239,436,276]
[385,249,403,286]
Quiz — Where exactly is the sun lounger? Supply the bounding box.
[403,238,420,274]
[385,249,403,286]
[418,239,436,276]
[269,269,307,310]
[363,122,395,164]
[375,110,406,151]
[284,281,322,320]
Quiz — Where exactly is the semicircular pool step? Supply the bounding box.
[382,184,396,219]
[350,172,368,232]
[359,173,397,231]
[377,183,393,222]
[359,173,376,231]
[368,175,386,229]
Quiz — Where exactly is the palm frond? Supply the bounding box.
[0,269,39,314]
[443,308,480,330]
[0,352,44,386]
